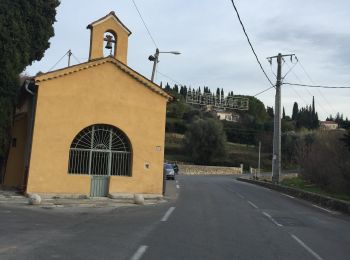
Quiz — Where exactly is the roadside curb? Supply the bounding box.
[237,177,350,215]
[0,189,167,209]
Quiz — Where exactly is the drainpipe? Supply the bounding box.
[22,79,37,193]
[24,80,35,95]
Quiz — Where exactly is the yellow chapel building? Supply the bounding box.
[3,11,172,197]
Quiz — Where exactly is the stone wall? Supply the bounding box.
[249,167,298,181]
[178,164,243,175]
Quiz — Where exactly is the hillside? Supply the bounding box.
[163,83,350,169]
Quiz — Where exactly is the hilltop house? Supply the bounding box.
[320,121,338,130]
[216,110,240,122]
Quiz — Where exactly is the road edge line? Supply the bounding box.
[290,234,324,260]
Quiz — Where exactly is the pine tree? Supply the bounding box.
[282,107,286,119]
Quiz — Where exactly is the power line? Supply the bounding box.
[157,71,184,86]
[71,52,81,64]
[48,50,70,72]
[284,61,330,114]
[229,0,274,87]
[281,59,298,81]
[285,84,309,107]
[253,86,275,97]
[283,83,350,89]
[296,60,337,115]
[283,62,315,106]
[131,0,158,48]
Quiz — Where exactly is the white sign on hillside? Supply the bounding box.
[186,92,249,110]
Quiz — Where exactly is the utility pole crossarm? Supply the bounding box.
[267,53,295,59]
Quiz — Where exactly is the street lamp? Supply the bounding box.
[148,48,181,82]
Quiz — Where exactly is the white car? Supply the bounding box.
[164,163,175,180]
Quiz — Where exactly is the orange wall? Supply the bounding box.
[26,62,167,195]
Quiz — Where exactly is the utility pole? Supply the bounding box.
[150,48,160,82]
[67,49,72,67]
[267,53,295,184]
[148,49,181,82]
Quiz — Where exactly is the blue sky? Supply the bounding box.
[25,0,350,120]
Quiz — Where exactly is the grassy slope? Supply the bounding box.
[164,133,272,170]
[281,177,350,201]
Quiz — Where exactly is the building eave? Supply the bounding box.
[86,11,132,36]
[34,56,172,101]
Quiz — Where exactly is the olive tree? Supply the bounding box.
[184,118,227,164]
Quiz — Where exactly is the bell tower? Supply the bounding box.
[87,11,132,64]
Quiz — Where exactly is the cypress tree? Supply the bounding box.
[165,83,171,91]
[221,88,224,105]
[292,102,299,121]
[0,0,60,157]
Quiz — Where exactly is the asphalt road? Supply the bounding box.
[1,176,350,260]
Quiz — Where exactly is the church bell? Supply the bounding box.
[104,35,115,50]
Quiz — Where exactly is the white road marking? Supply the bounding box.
[130,245,148,260]
[176,184,180,189]
[161,207,176,222]
[262,212,283,227]
[175,180,178,184]
[281,193,295,199]
[290,234,324,260]
[247,201,259,209]
[236,193,245,199]
[312,204,334,214]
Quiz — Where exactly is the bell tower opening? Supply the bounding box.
[87,11,132,64]
[103,31,117,57]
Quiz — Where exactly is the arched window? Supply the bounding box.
[68,124,132,176]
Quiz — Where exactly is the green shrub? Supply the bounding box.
[184,118,227,165]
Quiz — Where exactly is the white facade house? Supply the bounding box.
[320,121,338,130]
[216,111,239,122]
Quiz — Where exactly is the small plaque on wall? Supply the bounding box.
[155,146,161,152]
